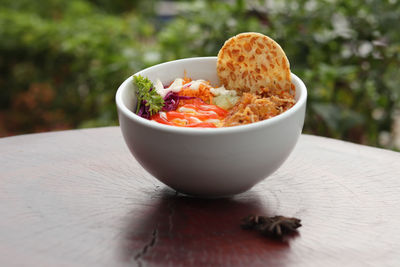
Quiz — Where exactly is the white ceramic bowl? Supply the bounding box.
[116,57,307,197]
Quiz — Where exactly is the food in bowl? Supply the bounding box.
[115,33,307,197]
[133,32,296,128]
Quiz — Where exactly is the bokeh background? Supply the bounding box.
[1,0,399,150]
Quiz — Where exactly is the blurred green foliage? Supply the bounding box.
[0,0,399,149]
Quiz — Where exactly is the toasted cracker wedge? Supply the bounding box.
[217,32,294,97]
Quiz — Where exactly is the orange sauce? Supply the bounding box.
[151,99,228,128]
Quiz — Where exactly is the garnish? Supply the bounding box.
[241,215,301,239]
[133,75,164,119]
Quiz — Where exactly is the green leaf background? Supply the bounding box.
[0,0,399,150]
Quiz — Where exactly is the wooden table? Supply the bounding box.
[1,127,400,267]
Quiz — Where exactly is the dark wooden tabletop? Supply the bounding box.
[1,127,400,267]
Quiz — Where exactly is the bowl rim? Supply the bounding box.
[116,56,307,135]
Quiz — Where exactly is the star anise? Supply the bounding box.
[241,215,301,239]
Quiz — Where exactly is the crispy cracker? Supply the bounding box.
[217,32,294,96]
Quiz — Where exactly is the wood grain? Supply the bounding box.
[1,127,400,267]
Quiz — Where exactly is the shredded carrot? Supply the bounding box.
[183,71,192,85]
[178,83,214,105]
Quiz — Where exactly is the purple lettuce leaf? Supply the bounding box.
[162,91,197,112]
[137,99,151,119]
